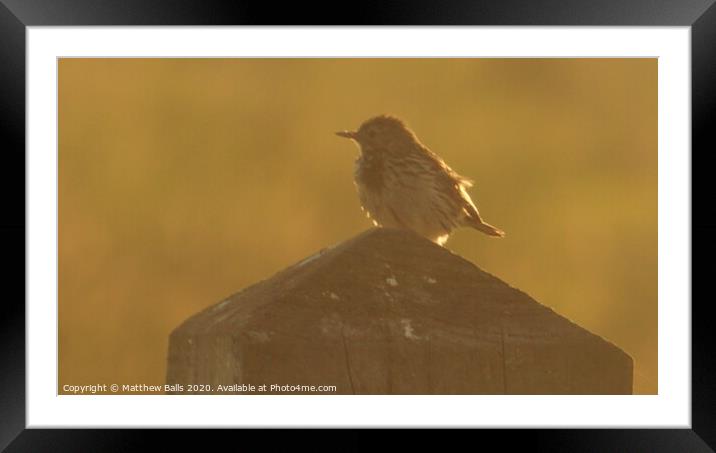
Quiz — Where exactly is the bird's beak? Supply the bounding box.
[335,130,357,139]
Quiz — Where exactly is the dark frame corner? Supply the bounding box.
[1,0,714,450]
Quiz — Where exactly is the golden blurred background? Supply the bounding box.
[58,58,657,394]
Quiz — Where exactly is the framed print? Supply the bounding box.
[2,0,714,450]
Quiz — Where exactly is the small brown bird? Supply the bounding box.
[336,115,504,245]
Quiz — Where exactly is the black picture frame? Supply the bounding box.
[2,0,713,450]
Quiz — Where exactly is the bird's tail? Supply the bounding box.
[462,203,505,237]
[470,219,505,238]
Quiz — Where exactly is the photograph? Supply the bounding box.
[5,2,708,445]
[57,57,656,396]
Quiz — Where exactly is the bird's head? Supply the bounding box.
[336,115,418,154]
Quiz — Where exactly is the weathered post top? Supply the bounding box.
[167,228,632,394]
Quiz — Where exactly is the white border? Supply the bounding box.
[27,27,690,428]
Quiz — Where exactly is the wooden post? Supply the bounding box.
[166,228,632,394]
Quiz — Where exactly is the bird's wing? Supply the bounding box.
[423,156,479,221]
[454,173,474,188]
[418,145,475,188]
[441,160,475,188]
